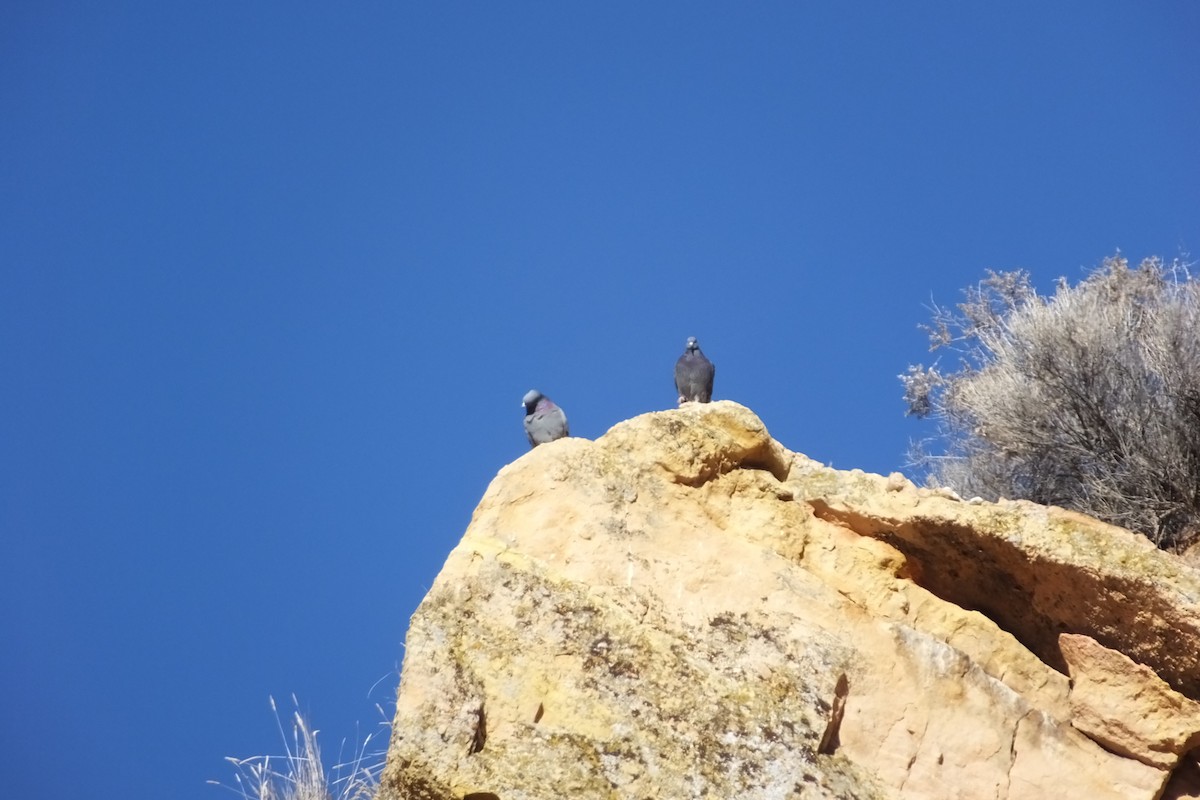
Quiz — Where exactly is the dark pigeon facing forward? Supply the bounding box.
[522,390,569,447]
[674,336,715,404]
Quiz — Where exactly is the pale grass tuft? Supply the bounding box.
[209,695,388,800]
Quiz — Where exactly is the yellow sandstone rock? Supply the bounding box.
[378,401,1200,800]
[1061,633,1200,770]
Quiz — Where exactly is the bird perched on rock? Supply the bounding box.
[674,336,715,404]
[522,390,569,447]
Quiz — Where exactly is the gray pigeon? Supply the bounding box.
[674,336,715,404]
[522,389,569,447]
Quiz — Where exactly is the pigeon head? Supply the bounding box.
[685,336,700,353]
[522,389,546,414]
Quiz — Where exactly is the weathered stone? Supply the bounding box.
[378,402,1200,800]
[1060,633,1200,769]
[794,463,1200,700]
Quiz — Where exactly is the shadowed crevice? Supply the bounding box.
[470,703,487,755]
[818,673,849,755]
[670,440,791,488]
[809,500,1200,700]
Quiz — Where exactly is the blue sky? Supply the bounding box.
[2,4,1197,798]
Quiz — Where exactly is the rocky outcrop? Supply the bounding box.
[377,402,1200,800]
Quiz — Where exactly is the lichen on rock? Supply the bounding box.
[378,401,1200,800]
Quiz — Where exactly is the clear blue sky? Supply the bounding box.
[2,4,1197,798]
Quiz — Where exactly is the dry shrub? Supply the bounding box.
[902,255,1200,550]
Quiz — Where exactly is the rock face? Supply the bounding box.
[378,402,1200,800]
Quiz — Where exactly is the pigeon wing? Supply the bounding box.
[524,404,569,446]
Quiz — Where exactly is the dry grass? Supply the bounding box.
[209,695,388,800]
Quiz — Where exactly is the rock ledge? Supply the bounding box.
[378,402,1200,800]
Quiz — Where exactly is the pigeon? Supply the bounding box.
[674,336,715,404]
[522,390,569,447]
